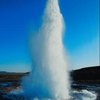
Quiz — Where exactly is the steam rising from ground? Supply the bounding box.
[23,0,70,99]
[72,90,97,100]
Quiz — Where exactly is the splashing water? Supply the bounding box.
[72,89,97,100]
[23,0,70,99]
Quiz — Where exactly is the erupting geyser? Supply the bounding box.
[23,0,70,99]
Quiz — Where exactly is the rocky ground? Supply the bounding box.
[0,66,100,100]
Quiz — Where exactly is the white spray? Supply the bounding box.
[23,0,70,99]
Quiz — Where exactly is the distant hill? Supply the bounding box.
[0,72,29,82]
[71,66,100,84]
[0,66,100,84]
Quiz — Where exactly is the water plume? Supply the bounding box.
[23,0,70,99]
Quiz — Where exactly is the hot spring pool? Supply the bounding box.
[3,84,99,100]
